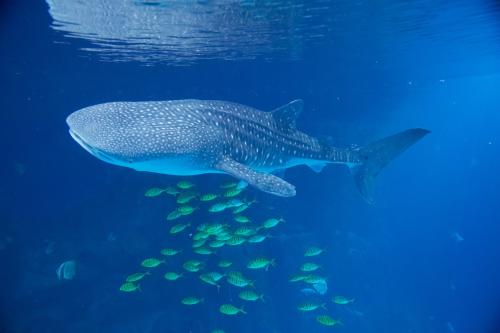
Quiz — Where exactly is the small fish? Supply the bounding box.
[160,248,182,256]
[225,198,245,208]
[238,290,265,302]
[289,274,308,282]
[164,186,180,196]
[220,181,238,189]
[234,215,250,223]
[181,296,203,305]
[199,273,220,288]
[209,240,226,248]
[304,246,325,257]
[300,288,318,296]
[205,223,226,235]
[211,329,226,333]
[193,231,209,240]
[226,271,254,288]
[176,191,197,204]
[313,280,328,295]
[170,222,191,234]
[193,247,214,255]
[300,262,321,272]
[141,258,165,268]
[177,180,195,189]
[218,260,233,268]
[216,233,232,241]
[234,226,257,237]
[192,239,207,248]
[304,275,327,284]
[225,236,246,246]
[247,234,271,243]
[183,260,204,272]
[261,217,285,229]
[164,272,184,281]
[119,282,141,292]
[232,199,256,214]
[219,304,246,315]
[200,193,218,201]
[316,315,343,326]
[56,260,76,280]
[209,203,228,213]
[247,257,276,270]
[332,296,355,305]
[298,302,327,312]
[224,187,244,198]
[126,272,150,282]
[166,210,182,221]
[177,205,197,216]
[451,232,464,243]
[144,187,165,197]
[206,271,225,282]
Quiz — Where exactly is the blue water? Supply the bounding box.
[1,1,500,332]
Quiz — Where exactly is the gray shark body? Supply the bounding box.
[67,99,428,202]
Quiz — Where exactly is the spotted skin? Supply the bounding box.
[67,99,429,199]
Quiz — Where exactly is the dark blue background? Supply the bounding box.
[1,1,500,332]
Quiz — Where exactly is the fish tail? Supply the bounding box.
[344,128,430,204]
[240,306,247,314]
[260,294,267,303]
[321,303,328,310]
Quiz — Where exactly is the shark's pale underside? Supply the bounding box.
[66,99,429,203]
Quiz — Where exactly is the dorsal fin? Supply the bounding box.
[271,99,303,130]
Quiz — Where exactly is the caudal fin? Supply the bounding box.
[351,128,430,204]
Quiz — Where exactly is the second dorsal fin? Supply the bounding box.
[271,99,303,130]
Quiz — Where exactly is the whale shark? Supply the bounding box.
[66,99,429,203]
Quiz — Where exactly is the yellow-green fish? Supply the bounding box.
[193,247,214,255]
[206,271,225,282]
[200,193,218,201]
[289,274,308,282]
[218,260,233,268]
[126,272,150,282]
[297,302,327,312]
[181,296,203,305]
[225,236,246,246]
[332,296,355,305]
[247,257,276,270]
[226,272,254,288]
[234,215,250,223]
[234,226,257,237]
[176,191,197,204]
[183,260,203,272]
[160,248,182,256]
[219,304,246,315]
[141,258,165,268]
[192,239,207,248]
[209,240,226,248]
[166,210,182,221]
[238,290,265,302]
[300,262,321,272]
[209,203,228,213]
[223,187,243,198]
[119,282,141,292]
[177,180,195,189]
[247,234,271,243]
[304,275,327,284]
[177,205,197,216]
[215,233,232,241]
[316,315,343,326]
[164,186,180,196]
[211,329,226,333]
[199,273,220,289]
[170,222,190,234]
[261,217,285,229]
[220,181,238,189]
[164,272,183,281]
[304,246,325,257]
[205,223,226,235]
[144,187,165,197]
[193,231,209,241]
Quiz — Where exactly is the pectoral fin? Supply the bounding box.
[215,157,296,197]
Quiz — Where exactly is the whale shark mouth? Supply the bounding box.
[69,129,116,163]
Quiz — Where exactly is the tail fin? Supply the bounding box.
[351,128,430,204]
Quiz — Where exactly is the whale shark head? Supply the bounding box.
[66,101,214,173]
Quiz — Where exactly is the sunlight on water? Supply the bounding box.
[46,0,335,65]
